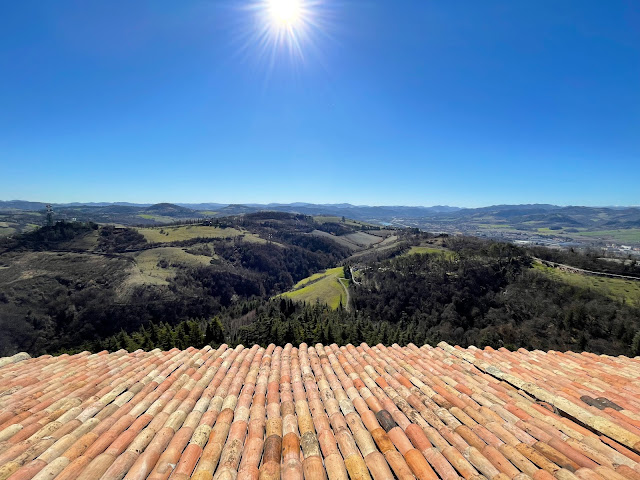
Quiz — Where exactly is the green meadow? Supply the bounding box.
[578,229,640,244]
[280,267,348,309]
[136,225,246,243]
[533,262,640,305]
[404,245,456,259]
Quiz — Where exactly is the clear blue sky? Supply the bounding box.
[1,1,638,207]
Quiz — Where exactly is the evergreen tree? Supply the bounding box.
[632,331,640,357]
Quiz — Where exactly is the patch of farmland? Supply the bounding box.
[0,223,17,236]
[533,262,640,306]
[343,232,383,247]
[123,247,213,288]
[312,216,372,228]
[136,214,178,223]
[378,235,398,246]
[402,245,456,259]
[136,225,245,243]
[365,229,397,238]
[310,230,361,251]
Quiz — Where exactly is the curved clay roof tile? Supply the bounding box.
[2,343,640,480]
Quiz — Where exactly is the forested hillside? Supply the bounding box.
[230,239,640,355]
[0,213,397,355]
[2,214,640,357]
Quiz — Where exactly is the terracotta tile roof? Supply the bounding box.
[0,342,639,480]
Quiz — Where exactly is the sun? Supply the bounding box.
[268,0,302,25]
[241,0,327,66]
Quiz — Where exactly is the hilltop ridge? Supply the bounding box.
[3,201,640,249]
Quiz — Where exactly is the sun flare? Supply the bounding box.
[268,0,302,25]
[242,0,327,66]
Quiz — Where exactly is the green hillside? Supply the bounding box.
[280,267,348,309]
[533,262,640,306]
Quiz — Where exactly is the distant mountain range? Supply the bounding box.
[1,200,639,233]
[1,200,460,209]
[0,200,463,218]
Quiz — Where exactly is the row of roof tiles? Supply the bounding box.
[0,342,638,480]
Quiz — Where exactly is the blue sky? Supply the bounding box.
[1,1,638,207]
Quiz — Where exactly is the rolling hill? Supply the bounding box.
[0,212,405,355]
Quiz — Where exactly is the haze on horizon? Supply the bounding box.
[1,1,638,208]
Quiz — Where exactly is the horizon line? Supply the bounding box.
[2,199,640,210]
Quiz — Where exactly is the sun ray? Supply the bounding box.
[236,0,329,70]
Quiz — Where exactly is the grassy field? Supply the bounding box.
[280,267,348,309]
[136,225,245,243]
[578,229,640,244]
[378,235,398,246]
[533,262,640,305]
[291,268,338,289]
[404,245,456,259]
[478,223,512,229]
[125,247,212,287]
[312,216,374,228]
[366,229,397,238]
[60,230,100,250]
[347,237,405,258]
[343,232,382,247]
[0,223,16,236]
[0,221,40,237]
[311,230,361,251]
[536,227,566,234]
[136,214,179,223]
[0,250,131,296]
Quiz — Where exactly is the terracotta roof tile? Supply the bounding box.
[1,342,640,480]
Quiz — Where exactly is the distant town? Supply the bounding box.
[385,217,640,257]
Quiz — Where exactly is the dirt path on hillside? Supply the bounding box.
[338,277,351,311]
[534,257,640,281]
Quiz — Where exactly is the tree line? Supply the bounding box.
[67,239,640,356]
[3,214,640,357]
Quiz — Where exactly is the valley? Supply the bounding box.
[3,202,640,252]
[2,209,640,358]
[0,212,405,355]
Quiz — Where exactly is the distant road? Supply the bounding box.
[338,277,351,311]
[349,267,361,285]
[534,257,640,281]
